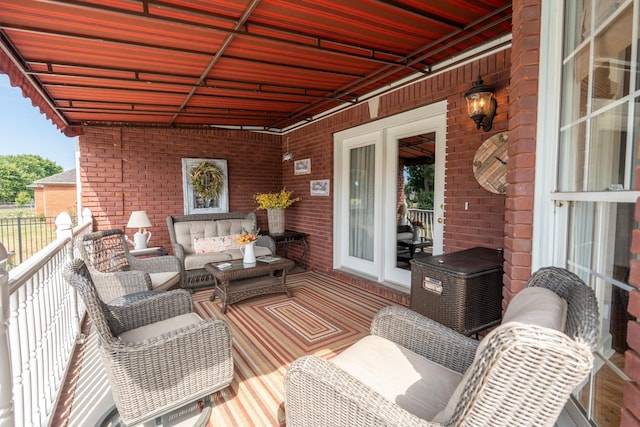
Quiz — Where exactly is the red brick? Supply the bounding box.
[624,381,640,422]
[629,321,640,353]
[621,409,640,427]
[632,230,640,254]
[626,349,640,384]
[630,290,640,318]
[630,260,640,289]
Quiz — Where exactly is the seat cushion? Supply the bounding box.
[333,335,463,421]
[118,312,202,343]
[184,252,233,270]
[148,271,181,290]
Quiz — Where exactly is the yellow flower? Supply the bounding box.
[254,188,301,210]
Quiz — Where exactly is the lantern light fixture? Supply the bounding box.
[464,76,497,132]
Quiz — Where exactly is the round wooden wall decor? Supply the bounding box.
[473,131,508,194]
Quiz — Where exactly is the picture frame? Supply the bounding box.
[310,179,330,196]
[181,158,229,214]
[294,158,311,175]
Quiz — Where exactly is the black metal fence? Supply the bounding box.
[0,215,76,269]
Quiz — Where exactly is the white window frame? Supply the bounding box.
[536,1,638,425]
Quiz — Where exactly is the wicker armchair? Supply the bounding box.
[64,259,233,426]
[79,229,183,303]
[284,267,599,427]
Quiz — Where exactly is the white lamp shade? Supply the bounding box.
[126,211,152,229]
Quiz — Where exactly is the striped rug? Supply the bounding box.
[192,271,399,426]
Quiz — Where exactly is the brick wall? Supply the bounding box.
[280,51,511,275]
[443,54,510,254]
[34,185,77,217]
[78,127,282,248]
[504,0,541,304]
[77,50,511,289]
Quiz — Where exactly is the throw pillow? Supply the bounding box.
[193,235,240,253]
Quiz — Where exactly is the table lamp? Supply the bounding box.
[126,210,152,250]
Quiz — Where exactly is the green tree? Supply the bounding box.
[15,191,33,206]
[404,164,435,209]
[0,155,62,203]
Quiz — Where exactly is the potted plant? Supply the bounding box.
[254,188,301,234]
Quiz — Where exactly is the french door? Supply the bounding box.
[334,102,446,289]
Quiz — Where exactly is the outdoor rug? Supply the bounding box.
[192,271,398,426]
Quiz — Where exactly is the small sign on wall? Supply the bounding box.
[310,179,330,196]
[294,158,311,175]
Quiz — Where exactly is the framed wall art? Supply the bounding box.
[181,158,229,214]
[310,179,330,196]
[294,158,311,175]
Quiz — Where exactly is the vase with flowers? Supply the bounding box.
[237,231,258,266]
[254,188,301,234]
[410,219,423,242]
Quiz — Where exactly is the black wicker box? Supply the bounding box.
[409,247,504,335]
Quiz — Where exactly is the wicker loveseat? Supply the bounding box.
[284,267,599,427]
[166,212,275,289]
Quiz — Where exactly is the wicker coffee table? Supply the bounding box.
[204,257,295,313]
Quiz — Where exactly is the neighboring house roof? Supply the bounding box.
[27,169,77,188]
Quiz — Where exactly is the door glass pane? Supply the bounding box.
[349,145,375,261]
[566,201,631,427]
[397,133,436,269]
[558,122,587,191]
[592,5,632,110]
[561,45,590,125]
[587,103,628,191]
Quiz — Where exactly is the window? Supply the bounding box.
[541,1,640,425]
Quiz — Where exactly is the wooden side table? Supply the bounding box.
[204,257,295,313]
[265,230,308,268]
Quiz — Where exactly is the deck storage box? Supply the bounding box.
[410,247,504,335]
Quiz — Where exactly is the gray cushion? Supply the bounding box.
[149,271,181,290]
[118,312,202,343]
[502,286,568,331]
[174,219,255,255]
[333,335,463,421]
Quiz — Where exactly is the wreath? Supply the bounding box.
[189,161,224,201]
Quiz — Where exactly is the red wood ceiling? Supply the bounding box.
[0,1,511,136]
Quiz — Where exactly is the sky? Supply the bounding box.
[0,74,76,171]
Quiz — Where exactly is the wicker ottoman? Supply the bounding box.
[409,247,504,335]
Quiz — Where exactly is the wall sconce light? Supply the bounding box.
[464,76,497,132]
[126,210,152,250]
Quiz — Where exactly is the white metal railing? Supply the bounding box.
[407,208,434,239]
[0,208,93,427]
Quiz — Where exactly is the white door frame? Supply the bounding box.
[334,101,447,288]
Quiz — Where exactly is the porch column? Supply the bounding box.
[0,244,14,427]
